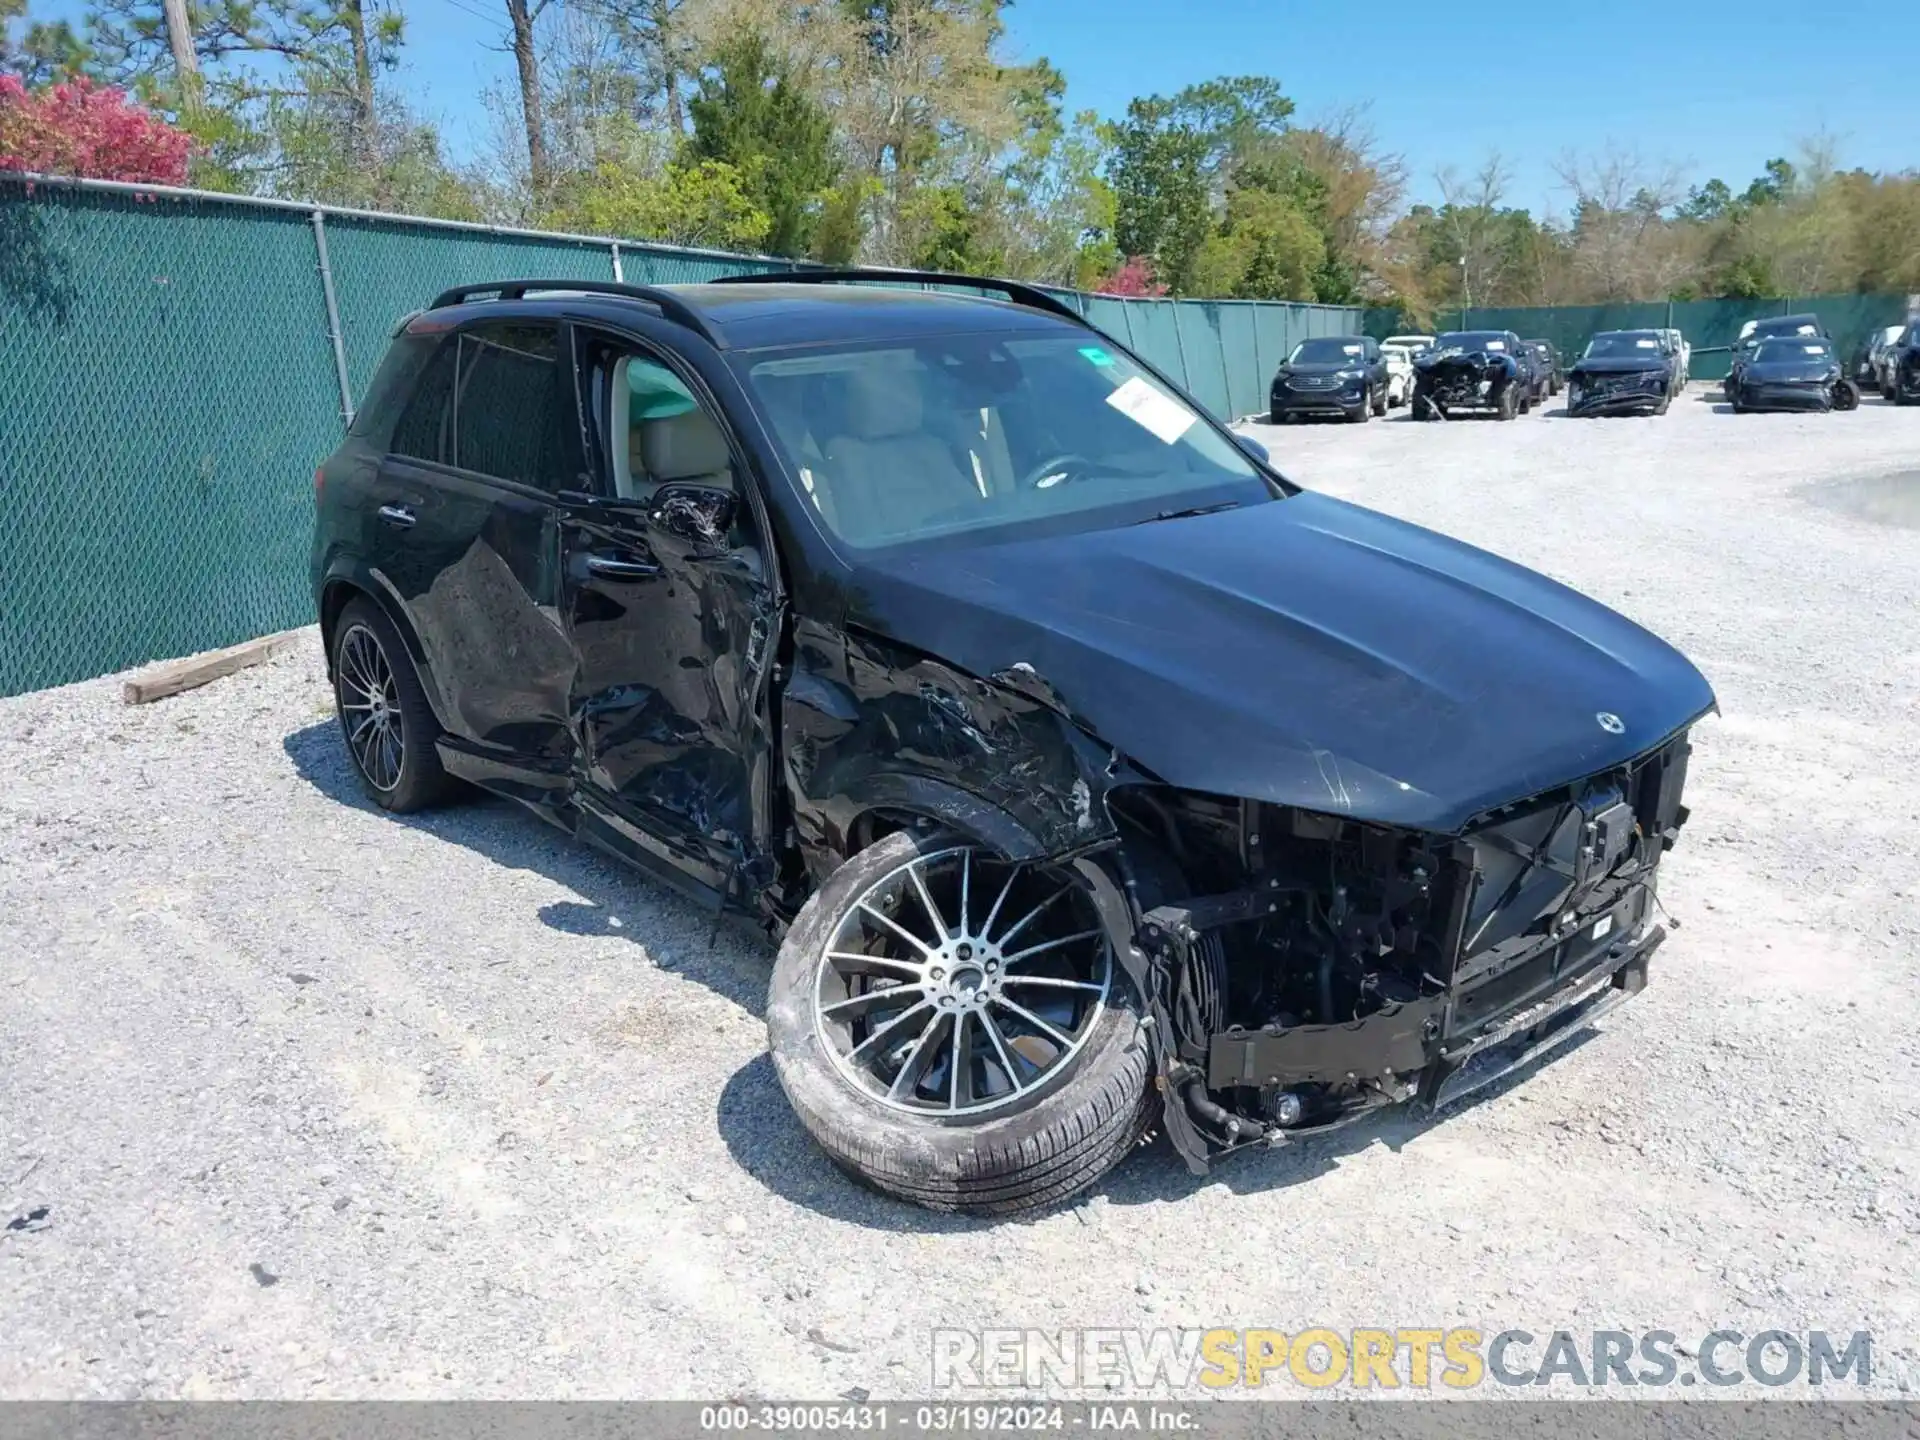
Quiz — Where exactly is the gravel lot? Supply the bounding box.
[4,386,1918,1401]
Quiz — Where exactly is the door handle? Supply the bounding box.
[377,504,416,530]
[586,554,661,581]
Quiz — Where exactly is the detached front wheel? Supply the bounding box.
[767,830,1155,1214]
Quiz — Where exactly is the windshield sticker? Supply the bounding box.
[1341,343,1364,356]
[1794,325,1816,335]
[1078,345,1117,367]
[1803,344,1827,354]
[1483,339,1505,351]
[1105,375,1197,445]
[1635,338,1658,348]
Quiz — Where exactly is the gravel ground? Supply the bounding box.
[4,386,1919,1402]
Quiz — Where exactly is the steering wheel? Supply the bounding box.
[1018,452,1095,491]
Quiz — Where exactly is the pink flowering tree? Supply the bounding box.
[1095,256,1169,298]
[0,75,192,184]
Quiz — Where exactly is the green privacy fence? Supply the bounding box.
[0,173,1357,696]
[1362,294,1914,381]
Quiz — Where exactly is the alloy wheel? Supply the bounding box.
[337,623,405,792]
[813,845,1111,1118]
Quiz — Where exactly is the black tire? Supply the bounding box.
[1370,386,1387,418]
[766,830,1157,1215]
[330,597,460,813]
[1495,385,1517,421]
[1832,379,1860,412]
[1412,388,1438,421]
[1654,392,1672,416]
[1348,401,1369,423]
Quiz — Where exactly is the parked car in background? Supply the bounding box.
[1658,329,1690,388]
[1565,331,1679,417]
[1267,335,1389,423]
[1524,339,1564,397]
[1885,321,1920,405]
[1380,343,1419,408]
[1411,330,1530,420]
[1726,314,1827,399]
[1862,323,1906,395]
[1382,333,1436,360]
[1728,335,1858,413]
[309,269,1712,1215]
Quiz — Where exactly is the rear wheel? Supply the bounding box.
[330,598,460,813]
[1495,385,1517,421]
[767,830,1155,1214]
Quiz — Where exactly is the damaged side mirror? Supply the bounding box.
[648,483,737,555]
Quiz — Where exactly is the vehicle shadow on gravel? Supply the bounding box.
[714,1021,1603,1232]
[281,721,773,1017]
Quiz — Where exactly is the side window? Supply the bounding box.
[388,338,458,463]
[450,322,578,490]
[584,337,736,505]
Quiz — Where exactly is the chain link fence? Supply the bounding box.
[0,173,1363,696]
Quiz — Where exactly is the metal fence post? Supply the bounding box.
[610,241,624,283]
[1169,302,1192,391]
[310,209,355,431]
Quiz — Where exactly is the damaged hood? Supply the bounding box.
[1571,356,1670,376]
[847,494,1715,833]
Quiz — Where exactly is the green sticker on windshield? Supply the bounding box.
[1079,345,1116,367]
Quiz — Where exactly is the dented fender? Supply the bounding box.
[779,620,1128,879]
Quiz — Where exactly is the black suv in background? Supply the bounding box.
[1267,334,1389,423]
[1524,339,1563,398]
[312,271,1711,1215]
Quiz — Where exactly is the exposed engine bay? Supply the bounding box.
[1107,730,1694,1165]
[1412,347,1520,417]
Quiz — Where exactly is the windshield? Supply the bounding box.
[1755,318,1819,340]
[1435,331,1509,352]
[742,332,1271,550]
[1755,338,1830,362]
[1583,333,1665,360]
[1288,338,1368,365]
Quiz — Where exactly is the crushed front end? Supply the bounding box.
[1412,351,1516,416]
[1566,367,1669,416]
[1103,730,1697,1168]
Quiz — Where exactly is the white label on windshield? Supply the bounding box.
[1341,343,1363,356]
[1804,344,1826,355]
[1794,325,1816,335]
[1483,339,1505,351]
[1636,338,1658,348]
[1105,375,1197,445]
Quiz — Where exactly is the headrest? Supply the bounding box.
[838,364,923,441]
[640,408,731,482]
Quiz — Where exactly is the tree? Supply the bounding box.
[546,120,770,247]
[0,72,192,180]
[685,30,836,256]
[3,0,90,86]
[1093,255,1165,296]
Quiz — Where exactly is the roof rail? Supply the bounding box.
[428,279,728,348]
[709,267,1092,330]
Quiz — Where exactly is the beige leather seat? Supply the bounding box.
[818,366,981,543]
[636,408,733,495]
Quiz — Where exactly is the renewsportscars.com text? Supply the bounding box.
[931,1327,1874,1392]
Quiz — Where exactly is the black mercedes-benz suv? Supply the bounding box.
[313,270,1714,1214]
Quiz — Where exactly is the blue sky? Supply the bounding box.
[49,0,1919,214]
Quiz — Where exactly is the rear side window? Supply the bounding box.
[451,322,576,490]
[388,340,458,463]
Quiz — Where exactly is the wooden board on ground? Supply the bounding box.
[121,629,306,705]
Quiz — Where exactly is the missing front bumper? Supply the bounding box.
[1198,892,1665,1140]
